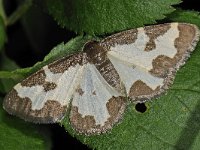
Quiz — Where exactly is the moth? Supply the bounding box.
[3,23,200,135]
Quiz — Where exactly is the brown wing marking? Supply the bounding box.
[3,89,67,123]
[70,96,126,134]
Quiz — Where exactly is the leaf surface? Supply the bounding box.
[46,0,181,35]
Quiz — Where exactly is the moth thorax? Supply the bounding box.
[83,41,107,64]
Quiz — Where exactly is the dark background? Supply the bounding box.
[2,0,200,150]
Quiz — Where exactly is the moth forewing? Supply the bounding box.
[3,53,85,123]
[101,23,200,103]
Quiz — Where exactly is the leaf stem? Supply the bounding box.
[0,0,7,24]
[7,0,32,26]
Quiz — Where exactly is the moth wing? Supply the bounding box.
[101,23,199,102]
[70,63,126,134]
[3,53,84,123]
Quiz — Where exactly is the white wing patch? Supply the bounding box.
[108,23,179,71]
[15,64,84,110]
[72,63,121,126]
[107,23,180,93]
[107,55,164,94]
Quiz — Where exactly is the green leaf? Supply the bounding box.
[168,9,200,27]
[60,10,200,149]
[45,0,181,35]
[0,97,50,150]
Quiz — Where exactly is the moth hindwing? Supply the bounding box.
[3,23,200,135]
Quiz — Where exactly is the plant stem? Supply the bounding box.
[0,0,7,24]
[7,0,32,26]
